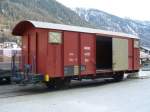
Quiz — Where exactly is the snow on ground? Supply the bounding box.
[0,77,150,112]
[139,69,150,78]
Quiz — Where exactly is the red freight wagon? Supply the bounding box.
[12,20,140,87]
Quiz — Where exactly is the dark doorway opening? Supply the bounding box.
[96,36,112,70]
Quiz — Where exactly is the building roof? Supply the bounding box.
[140,46,150,51]
[12,20,139,39]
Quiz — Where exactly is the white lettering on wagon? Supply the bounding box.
[69,58,74,62]
[85,58,89,63]
[84,52,91,56]
[84,46,91,50]
[69,53,74,56]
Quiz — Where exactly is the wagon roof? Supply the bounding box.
[12,20,139,39]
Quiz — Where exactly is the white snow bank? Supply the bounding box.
[139,70,150,78]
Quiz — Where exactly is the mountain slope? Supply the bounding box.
[0,0,91,27]
[0,0,150,48]
[75,8,150,47]
[0,0,93,42]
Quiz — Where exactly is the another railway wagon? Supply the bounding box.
[12,20,140,87]
[0,48,21,84]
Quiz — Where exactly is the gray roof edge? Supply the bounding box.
[28,20,139,39]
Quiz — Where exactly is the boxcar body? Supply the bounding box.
[12,20,140,87]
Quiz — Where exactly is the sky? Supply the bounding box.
[56,0,150,21]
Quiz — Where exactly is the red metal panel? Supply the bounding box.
[46,30,63,78]
[28,31,37,73]
[47,44,63,77]
[134,48,140,70]
[64,31,79,66]
[28,32,34,64]
[22,35,29,65]
[63,31,79,76]
[80,33,96,75]
[128,39,134,70]
[36,29,47,74]
[55,45,63,77]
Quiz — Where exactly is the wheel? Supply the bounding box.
[45,80,56,89]
[0,77,11,84]
[0,78,3,84]
[5,77,11,84]
[45,78,71,89]
[45,82,55,89]
[55,78,71,89]
[113,73,124,82]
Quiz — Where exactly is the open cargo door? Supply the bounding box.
[113,38,128,71]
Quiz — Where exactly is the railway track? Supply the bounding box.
[0,91,32,99]
[0,79,117,99]
[0,84,49,99]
